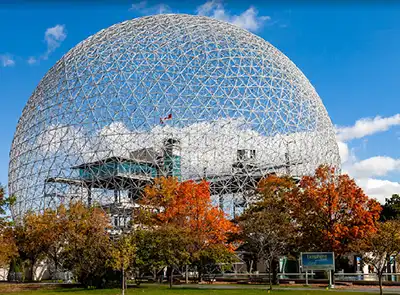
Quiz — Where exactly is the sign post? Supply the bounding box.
[301,252,335,288]
[305,270,308,285]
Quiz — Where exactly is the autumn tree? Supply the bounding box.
[44,205,68,279]
[139,177,238,282]
[288,165,382,257]
[239,175,297,290]
[62,201,112,288]
[25,206,68,280]
[14,209,56,281]
[352,220,400,295]
[0,226,17,270]
[12,201,112,285]
[0,186,17,270]
[108,234,136,295]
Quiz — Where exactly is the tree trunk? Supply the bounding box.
[268,260,273,291]
[159,270,163,284]
[169,266,173,288]
[122,267,125,295]
[272,258,279,285]
[53,255,58,282]
[198,268,202,283]
[379,273,383,295]
[54,263,58,282]
[30,259,35,282]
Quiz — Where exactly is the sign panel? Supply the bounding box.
[301,252,335,271]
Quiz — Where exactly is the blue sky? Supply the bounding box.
[0,1,399,202]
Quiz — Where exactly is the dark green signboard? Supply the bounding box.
[301,252,335,271]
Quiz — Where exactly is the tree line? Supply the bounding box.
[0,165,399,295]
[0,177,238,291]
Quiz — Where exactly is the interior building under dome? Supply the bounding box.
[8,14,340,226]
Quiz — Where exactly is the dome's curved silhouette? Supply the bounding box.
[9,14,340,220]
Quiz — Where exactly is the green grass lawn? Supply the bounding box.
[0,284,382,295]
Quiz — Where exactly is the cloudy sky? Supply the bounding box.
[0,1,399,203]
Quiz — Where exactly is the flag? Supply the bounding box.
[160,113,172,124]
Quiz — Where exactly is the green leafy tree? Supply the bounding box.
[380,194,400,220]
[132,229,165,284]
[158,226,191,288]
[108,234,136,295]
[239,175,297,291]
[135,225,190,288]
[193,244,237,282]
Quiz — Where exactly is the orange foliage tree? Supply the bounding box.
[14,209,58,281]
[0,226,16,269]
[14,206,67,279]
[288,165,382,256]
[139,177,238,278]
[13,201,112,284]
[0,186,17,269]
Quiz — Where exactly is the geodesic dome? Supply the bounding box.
[9,14,340,219]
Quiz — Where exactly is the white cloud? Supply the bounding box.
[0,54,15,67]
[129,1,171,15]
[35,125,87,155]
[336,114,400,203]
[27,24,67,65]
[34,118,337,181]
[196,1,270,32]
[343,153,400,203]
[336,114,400,142]
[130,1,147,11]
[128,1,270,32]
[348,156,400,179]
[337,141,349,164]
[43,24,67,60]
[357,178,400,204]
[27,119,338,215]
[1,25,66,68]
[27,57,37,65]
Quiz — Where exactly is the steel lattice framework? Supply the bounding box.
[9,14,340,224]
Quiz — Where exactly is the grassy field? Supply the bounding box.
[0,284,384,295]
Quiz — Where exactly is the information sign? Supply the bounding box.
[301,252,335,271]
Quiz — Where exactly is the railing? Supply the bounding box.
[334,273,400,282]
[212,272,400,283]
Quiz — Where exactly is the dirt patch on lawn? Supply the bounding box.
[0,283,60,293]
